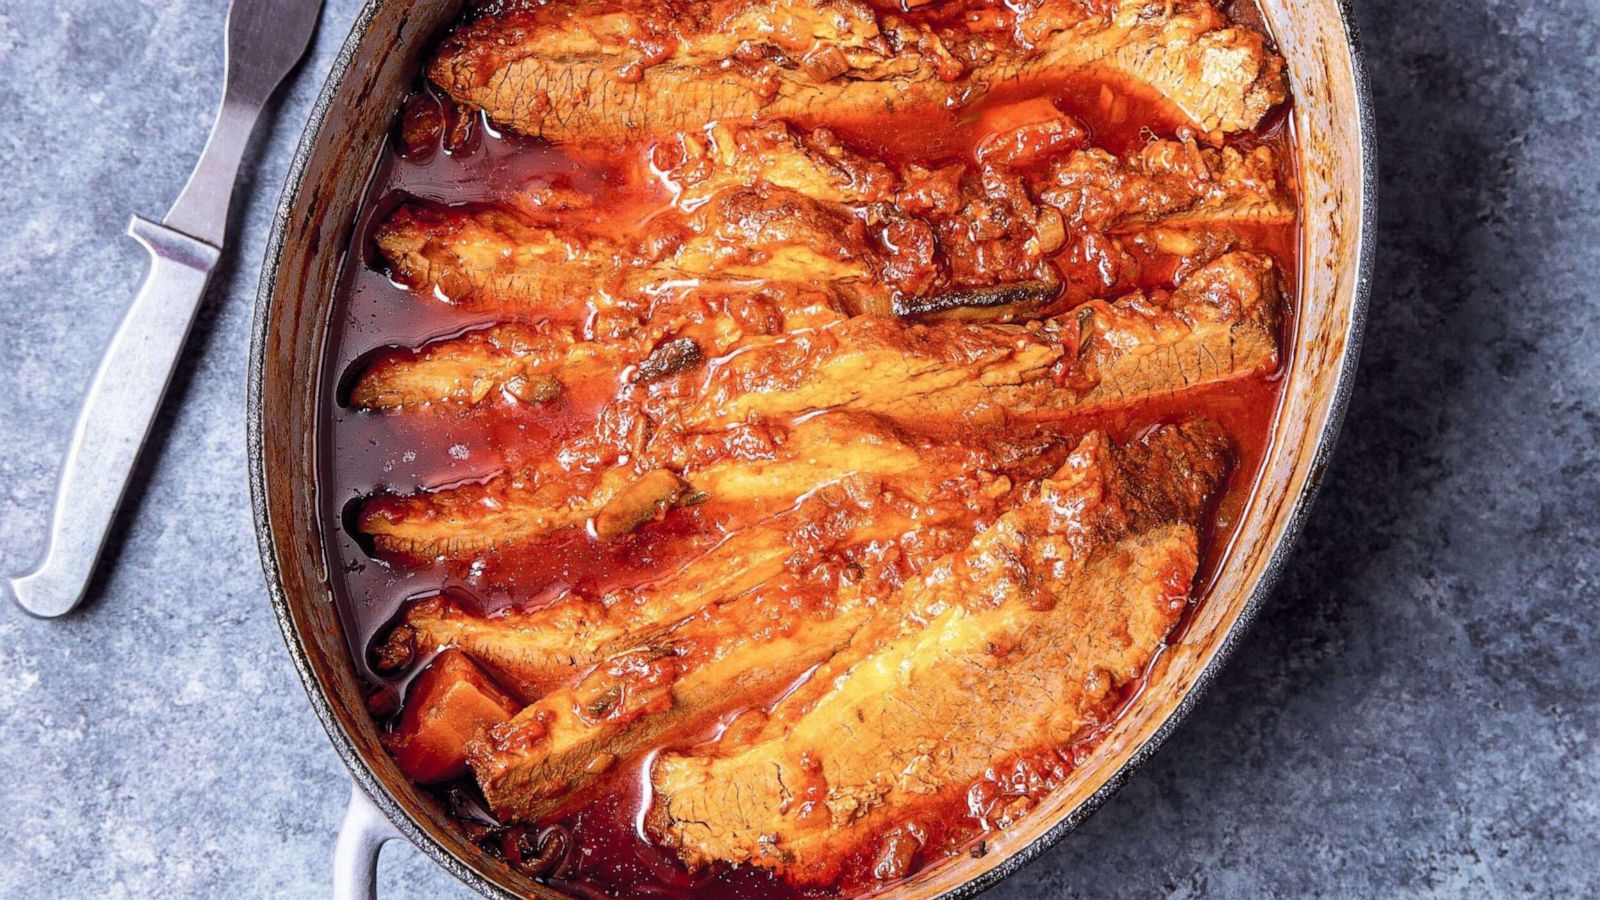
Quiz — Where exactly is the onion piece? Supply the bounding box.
[800,43,851,81]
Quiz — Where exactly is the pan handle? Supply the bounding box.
[333,782,404,900]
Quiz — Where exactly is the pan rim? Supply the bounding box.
[247,1,1378,895]
[247,2,523,897]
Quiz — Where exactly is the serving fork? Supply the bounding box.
[6,0,325,618]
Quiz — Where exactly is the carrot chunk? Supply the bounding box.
[385,649,522,783]
[973,98,1086,167]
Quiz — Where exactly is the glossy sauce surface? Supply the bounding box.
[317,11,1299,894]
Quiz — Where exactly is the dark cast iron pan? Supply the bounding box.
[248,1,1377,895]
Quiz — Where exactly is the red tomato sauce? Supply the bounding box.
[316,4,1299,894]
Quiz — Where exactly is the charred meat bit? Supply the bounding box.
[371,623,417,674]
[630,338,705,384]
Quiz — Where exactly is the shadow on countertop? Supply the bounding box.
[996,1,1600,896]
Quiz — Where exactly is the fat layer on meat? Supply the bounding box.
[648,421,1232,883]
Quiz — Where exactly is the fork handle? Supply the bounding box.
[5,217,220,618]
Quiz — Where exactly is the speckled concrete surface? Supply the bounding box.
[0,1,1595,897]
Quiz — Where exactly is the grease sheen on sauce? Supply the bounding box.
[316,29,1300,900]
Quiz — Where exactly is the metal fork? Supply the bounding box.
[6,0,325,618]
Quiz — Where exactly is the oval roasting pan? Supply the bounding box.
[249,1,1376,895]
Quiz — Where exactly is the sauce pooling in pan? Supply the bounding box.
[318,0,1299,894]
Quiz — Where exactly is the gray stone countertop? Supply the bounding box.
[0,0,1595,897]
